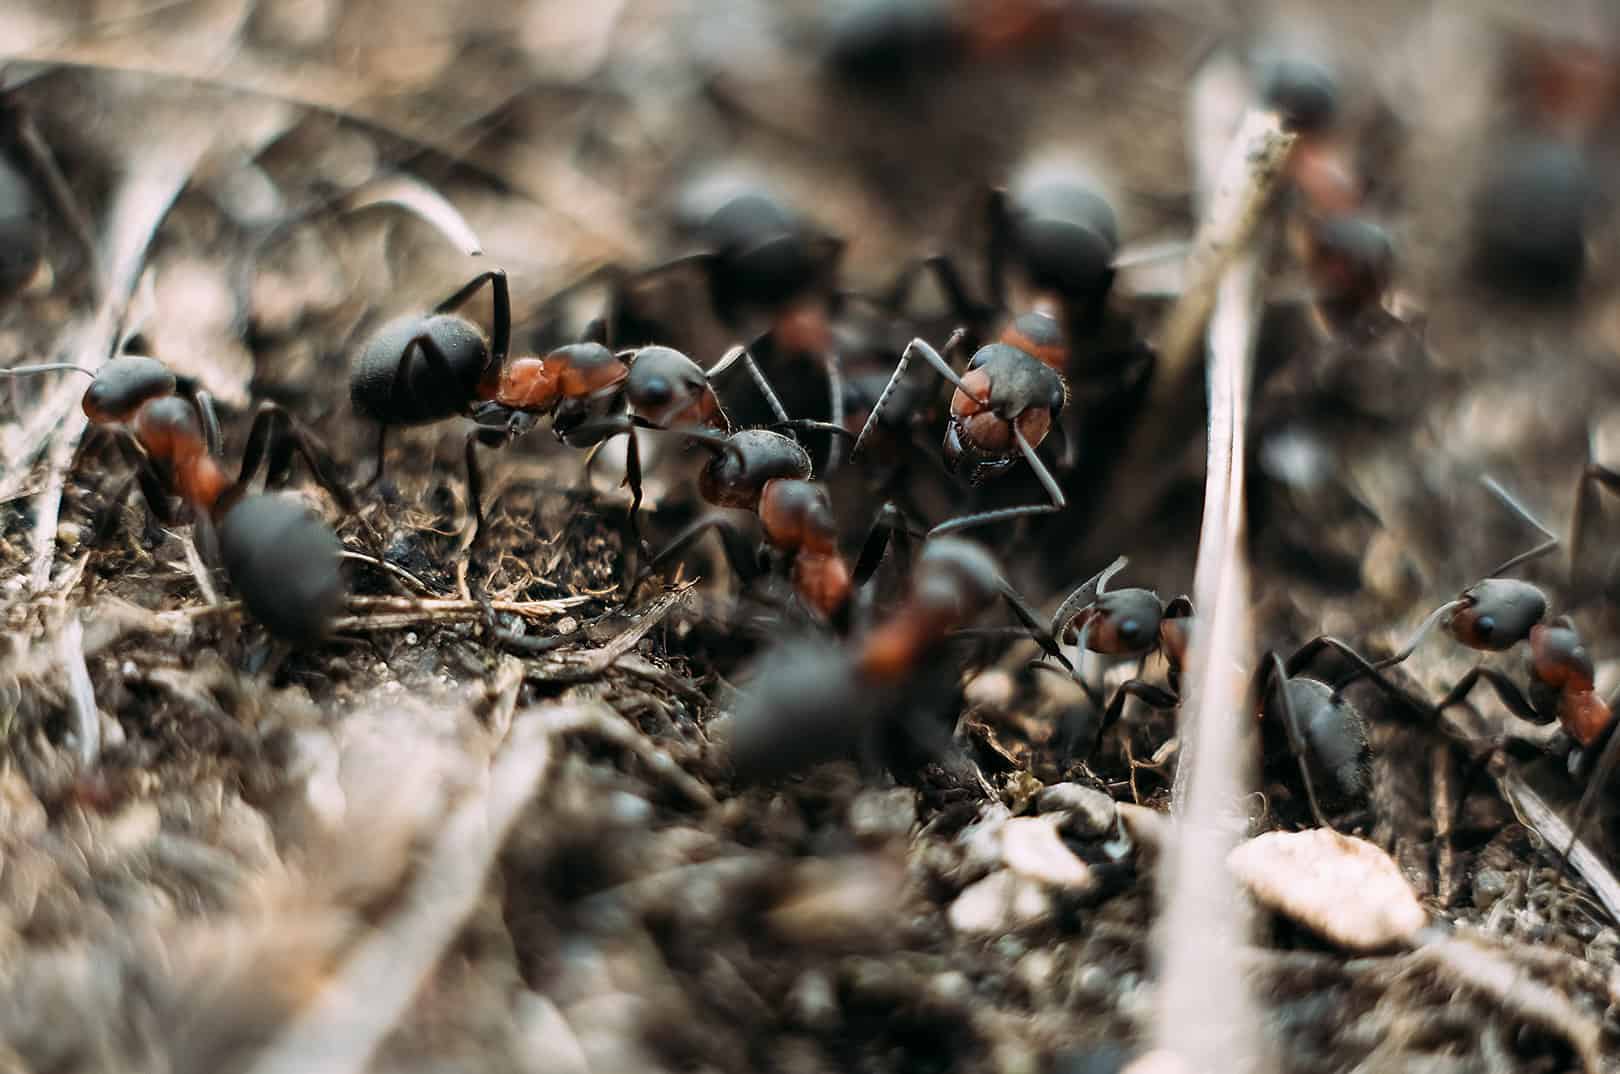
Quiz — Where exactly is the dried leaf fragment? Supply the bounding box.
[1228,828,1426,951]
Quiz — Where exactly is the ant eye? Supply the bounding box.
[1475,615,1495,641]
[1119,618,1143,644]
[637,375,673,406]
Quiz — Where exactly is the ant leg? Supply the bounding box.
[641,514,762,590]
[1434,666,1542,723]
[184,388,223,457]
[1551,693,1620,912]
[1256,651,1336,831]
[882,253,989,326]
[1288,634,1434,718]
[90,472,140,546]
[478,597,570,656]
[1481,474,1559,577]
[852,501,921,586]
[822,348,845,475]
[364,424,389,489]
[1570,459,1620,589]
[850,330,970,460]
[434,269,510,366]
[1096,679,1180,744]
[708,341,790,425]
[929,424,1066,536]
[774,419,857,440]
[1048,555,1129,642]
[235,403,358,514]
[463,425,513,550]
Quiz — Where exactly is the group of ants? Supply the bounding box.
[6,43,1620,870]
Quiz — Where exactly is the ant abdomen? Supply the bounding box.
[698,429,813,509]
[217,493,345,646]
[351,312,489,425]
[1274,677,1370,807]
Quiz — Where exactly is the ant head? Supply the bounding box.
[943,344,1064,478]
[550,342,626,400]
[698,429,813,510]
[1529,619,1595,692]
[1081,588,1165,656]
[217,494,344,645]
[913,536,1001,613]
[1450,578,1548,651]
[1007,179,1119,303]
[691,184,825,312]
[999,310,1066,372]
[1254,50,1340,132]
[822,0,960,88]
[626,346,723,428]
[82,355,176,424]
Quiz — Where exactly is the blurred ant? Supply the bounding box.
[638,347,861,620]
[1254,47,1397,335]
[726,536,1062,780]
[2,357,352,643]
[1468,25,1612,297]
[1035,556,1192,758]
[351,269,736,550]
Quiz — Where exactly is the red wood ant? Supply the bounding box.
[637,346,861,620]
[1254,48,1397,334]
[1035,556,1192,757]
[725,535,1059,780]
[1361,477,1613,756]
[3,357,353,643]
[350,268,734,551]
[849,323,1069,535]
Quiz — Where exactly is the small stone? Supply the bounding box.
[957,804,1012,878]
[849,788,917,842]
[1070,964,1111,999]
[404,632,418,645]
[55,522,80,547]
[1472,868,1508,910]
[1000,816,1096,891]
[1036,783,1117,838]
[1015,949,1056,1001]
[1229,828,1426,951]
[556,617,578,635]
[786,969,840,1032]
[924,970,973,1010]
[948,871,1053,936]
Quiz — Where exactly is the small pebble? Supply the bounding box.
[55,522,80,547]
[1036,783,1117,838]
[786,970,840,1032]
[557,616,578,634]
[948,871,1053,936]
[404,632,418,645]
[1472,868,1508,910]
[849,787,917,842]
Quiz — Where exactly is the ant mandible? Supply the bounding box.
[3,357,353,643]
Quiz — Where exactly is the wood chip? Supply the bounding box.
[1228,829,1427,951]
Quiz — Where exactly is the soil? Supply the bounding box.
[2,2,1620,1073]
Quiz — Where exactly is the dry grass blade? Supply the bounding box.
[342,173,484,257]
[57,614,98,769]
[1496,770,1620,926]
[1152,62,1294,1071]
[244,701,592,1074]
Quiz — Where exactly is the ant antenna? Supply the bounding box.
[1372,596,1469,670]
[709,341,790,426]
[1047,556,1129,642]
[1481,473,1559,577]
[0,363,94,378]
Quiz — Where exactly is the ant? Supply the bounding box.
[1344,477,1613,759]
[725,535,1061,781]
[2,357,352,643]
[637,348,861,621]
[849,322,1069,536]
[1035,556,1192,759]
[351,268,715,551]
[1254,47,1397,335]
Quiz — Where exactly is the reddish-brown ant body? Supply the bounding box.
[350,268,748,549]
[3,356,353,644]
